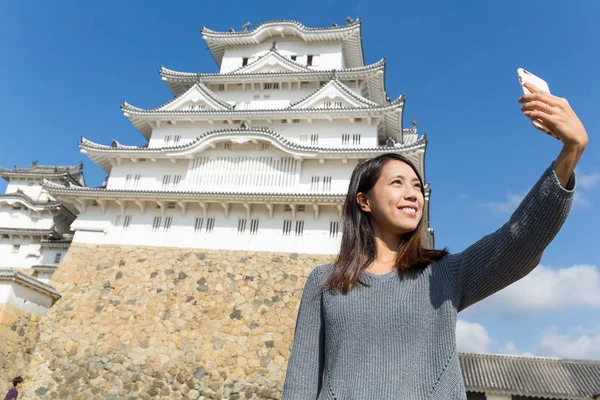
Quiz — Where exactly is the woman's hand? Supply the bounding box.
[519,82,588,149]
[518,82,588,188]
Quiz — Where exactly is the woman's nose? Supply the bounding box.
[404,186,418,201]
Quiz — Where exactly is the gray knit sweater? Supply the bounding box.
[282,164,575,400]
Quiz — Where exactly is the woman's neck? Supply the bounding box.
[367,231,403,273]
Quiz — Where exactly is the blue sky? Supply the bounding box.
[1,1,598,358]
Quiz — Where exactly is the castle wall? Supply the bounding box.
[21,243,333,399]
[0,303,41,396]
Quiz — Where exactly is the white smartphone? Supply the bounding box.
[517,68,557,138]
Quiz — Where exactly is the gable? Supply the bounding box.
[156,83,232,111]
[289,80,379,110]
[232,51,310,74]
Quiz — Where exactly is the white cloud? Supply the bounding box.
[577,171,599,190]
[537,326,600,359]
[482,170,598,214]
[456,319,492,353]
[462,264,600,318]
[574,191,591,207]
[481,193,524,215]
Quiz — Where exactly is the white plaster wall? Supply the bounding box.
[40,248,65,265]
[105,159,190,190]
[5,180,45,199]
[147,120,379,148]
[205,80,363,109]
[105,148,361,194]
[0,205,55,230]
[221,41,343,73]
[2,282,54,315]
[35,273,52,284]
[73,204,343,255]
[0,237,42,268]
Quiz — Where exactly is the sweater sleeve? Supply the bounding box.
[447,163,575,312]
[282,266,325,400]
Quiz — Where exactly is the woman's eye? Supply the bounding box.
[392,179,402,185]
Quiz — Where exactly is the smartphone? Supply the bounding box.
[517,68,557,139]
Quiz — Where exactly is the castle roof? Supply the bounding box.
[122,79,403,140]
[0,268,61,300]
[0,227,60,238]
[79,129,426,173]
[0,192,77,219]
[159,58,387,103]
[460,352,600,399]
[0,163,85,186]
[201,19,364,68]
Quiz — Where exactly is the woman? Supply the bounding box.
[282,82,587,400]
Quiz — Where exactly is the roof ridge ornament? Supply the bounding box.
[271,41,277,51]
[331,69,338,80]
[242,21,251,32]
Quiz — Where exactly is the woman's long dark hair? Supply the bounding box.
[323,153,449,294]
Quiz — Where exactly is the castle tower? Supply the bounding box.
[16,20,438,398]
[43,19,434,253]
[0,162,83,280]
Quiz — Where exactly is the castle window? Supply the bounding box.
[329,221,340,238]
[282,220,292,236]
[295,220,304,236]
[153,217,162,231]
[249,219,259,235]
[163,217,172,231]
[206,218,215,233]
[237,219,247,234]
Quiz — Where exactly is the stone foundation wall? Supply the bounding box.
[22,244,333,399]
[0,304,41,395]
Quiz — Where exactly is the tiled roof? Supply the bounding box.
[31,264,58,274]
[149,81,233,111]
[122,99,402,140]
[160,59,388,109]
[0,192,62,209]
[42,181,348,199]
[159,58,384,80]
[459,352,600,399]
[201,19,364,69]
[0,192,77,219]
[80,128,425,155]
[122,96,401,115]
[288,77,383,108]
[0,163,85,186]
[0,268,61,300]
[0,227,60,238]
[40,238,72,248]
[202,19,361,36]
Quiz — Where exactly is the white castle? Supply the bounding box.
[0,163,83,281]
[15,19,434,261]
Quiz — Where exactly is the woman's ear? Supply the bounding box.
[356,192,371,213]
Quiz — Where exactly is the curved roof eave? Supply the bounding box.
[79,129,427,159]
[201,20,364,68]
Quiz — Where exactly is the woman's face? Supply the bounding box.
[358,159,424,236]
